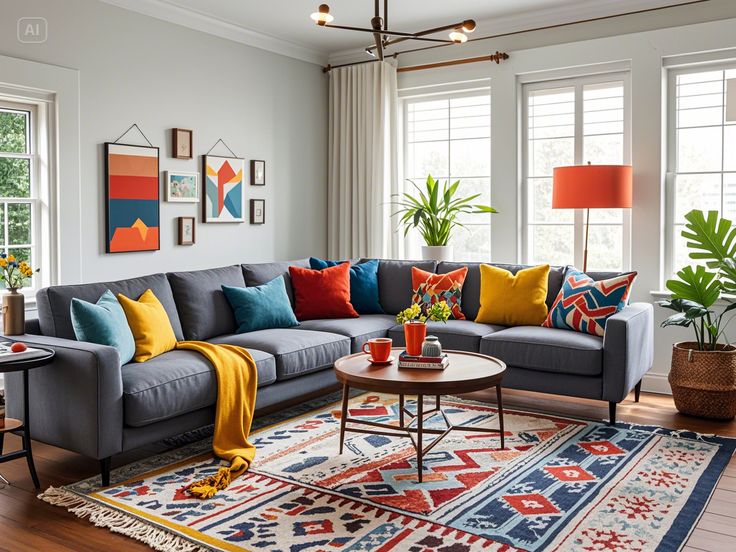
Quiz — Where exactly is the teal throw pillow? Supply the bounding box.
[309,257,383,314]
[70,289,136,364]
[222,276,299,333]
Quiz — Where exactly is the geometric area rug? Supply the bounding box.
[40,393,736,552]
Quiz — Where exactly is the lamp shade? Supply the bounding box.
[552,164,632,209]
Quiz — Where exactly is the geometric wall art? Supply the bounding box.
[105,143,160,253]
[203,155,244,223]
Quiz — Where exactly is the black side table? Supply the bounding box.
[0,345,55,488]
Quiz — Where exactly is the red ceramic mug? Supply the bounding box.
[362,337,392,362]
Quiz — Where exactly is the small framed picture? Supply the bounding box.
[250,160,265,186]
[250,199,265,224]
[178,216,196,245]
[165,171,199,202]
[172,128,193,159]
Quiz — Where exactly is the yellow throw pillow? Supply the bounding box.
[476,264,550,326]
[118,289,177,362]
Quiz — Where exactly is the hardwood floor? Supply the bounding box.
[0,389,734,551]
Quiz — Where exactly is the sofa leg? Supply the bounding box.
[634,380,642,403]
[608,402,617,425]
[100,457,111,487]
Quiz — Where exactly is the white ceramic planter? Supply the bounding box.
[421,245,453,262]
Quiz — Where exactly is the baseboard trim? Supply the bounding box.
[642,372,671,395]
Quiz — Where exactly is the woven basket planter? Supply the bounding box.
[669,341,736,420]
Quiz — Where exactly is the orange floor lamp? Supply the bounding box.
[552,164,633,273]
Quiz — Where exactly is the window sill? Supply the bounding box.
[650,290,736,305]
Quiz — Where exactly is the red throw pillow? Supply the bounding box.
[289,263,359,321]
[411,266,468,320]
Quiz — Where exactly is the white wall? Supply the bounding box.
[0,0,328,284]
[389,14,736,394]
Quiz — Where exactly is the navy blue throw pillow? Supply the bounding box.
[309,257,383,314]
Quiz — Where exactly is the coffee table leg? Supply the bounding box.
[399,394,405,427]
[23,369,40,489]
[417,394,423,483]
[496,385,505,450]
[339,382,349,454]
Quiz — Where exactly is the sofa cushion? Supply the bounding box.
[167,265,245,341]
[373,259,437,315]
[36,273,184,341]
[309,258,384,314]
[209,329,350,380]
[118,289,178,362]
[296,315,397,353]
[290,263,359,320]
[412,266,468,320]
[543,269,637,337]
[480,326,603,376]
[241,259,310,307]
[437,262,567,320]
[122,348,276,427]
[222,277,298,333]
[476,264,550,326]
[389,320,505,352]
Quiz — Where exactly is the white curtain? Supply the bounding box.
[328,61,399,260]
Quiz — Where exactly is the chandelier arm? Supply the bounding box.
[365,21,468,51]
[323,23,423,38]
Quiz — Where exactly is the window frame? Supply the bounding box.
[0,97,50,296]
[664,61,736,281]
[520,71,632,271]
[400,87,492,261]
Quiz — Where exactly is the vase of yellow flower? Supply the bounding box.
[0,254,37,335]
[396,301,452,356]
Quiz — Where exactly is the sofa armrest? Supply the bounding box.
[602,302,654,403]
[4,334,124,460]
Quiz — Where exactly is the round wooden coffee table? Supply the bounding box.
[334,348,506,482]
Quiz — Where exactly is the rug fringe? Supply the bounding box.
[39,487,209,552]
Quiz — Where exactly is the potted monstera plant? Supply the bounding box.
[392,175,497,261]
[658,209,736,419]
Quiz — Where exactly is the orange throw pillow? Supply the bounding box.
[411,266,468,320]
[289,263,359,321]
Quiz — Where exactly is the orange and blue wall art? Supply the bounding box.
[105,143,160,253]
[203,155,244,222]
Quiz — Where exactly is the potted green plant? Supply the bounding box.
[396,302,452,356]
[392,175,497,261]
[657,209,736,419]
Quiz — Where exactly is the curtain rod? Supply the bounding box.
[322,0,710,73]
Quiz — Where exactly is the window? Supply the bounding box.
[403,90,491,261]
[0,100,42,291]
[522,74,631,271]
[666,64,736,277]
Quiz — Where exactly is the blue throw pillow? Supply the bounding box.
[309,257,383,314]
[70,289,136,364]
[222,276,299,333]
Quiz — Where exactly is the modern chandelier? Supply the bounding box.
[310,0,476,60]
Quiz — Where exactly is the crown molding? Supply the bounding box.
[99,0,328,66]
[327,0,690,65]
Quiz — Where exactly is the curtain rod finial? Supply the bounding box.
[323,64,332,73]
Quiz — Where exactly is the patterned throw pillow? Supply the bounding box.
[411,266,468,320]
[543,269,637,336]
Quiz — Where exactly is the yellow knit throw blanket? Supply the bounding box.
[175,341,257,499]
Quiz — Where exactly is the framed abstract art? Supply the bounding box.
[203,155,244,222]
[105,142,160,253]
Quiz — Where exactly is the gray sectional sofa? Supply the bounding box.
[5,259,653,485]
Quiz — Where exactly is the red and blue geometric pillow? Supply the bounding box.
[543,269,637,336]
[411,266,468,320]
